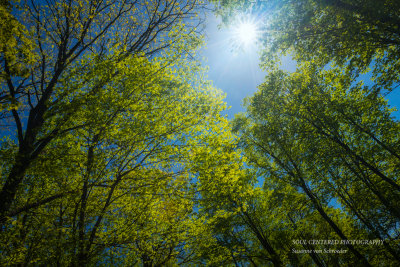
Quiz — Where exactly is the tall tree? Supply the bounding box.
[232,65,400,266]
[0,39,239,264]
[0,0,204,223]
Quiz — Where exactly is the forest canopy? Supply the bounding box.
[1,0,400,266]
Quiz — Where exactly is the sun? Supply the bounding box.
[233,18,259,47]
[237,22,257,45]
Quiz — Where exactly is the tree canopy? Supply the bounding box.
[213,0,400,91]
[2,0,400,265]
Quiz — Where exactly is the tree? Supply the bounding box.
[0,38,240,264]
[213,0,400,91]
[208,1,400,264]
[0,0,205,223]
[232,65,400,266]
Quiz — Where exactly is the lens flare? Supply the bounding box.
[237,22,257,46]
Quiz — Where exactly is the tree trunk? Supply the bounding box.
[0,148,32,224]
[299,181,371,267]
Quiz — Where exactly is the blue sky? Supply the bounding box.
[200,14,268,118]
[201,13,400,119]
